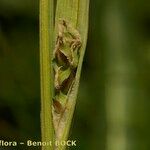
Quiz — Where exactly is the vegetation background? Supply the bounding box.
[0,0,150,150]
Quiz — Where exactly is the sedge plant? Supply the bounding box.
[40,0,89,150]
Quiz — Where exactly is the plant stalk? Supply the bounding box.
[40,0,54,149]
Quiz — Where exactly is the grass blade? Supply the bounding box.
[40,0,54,149]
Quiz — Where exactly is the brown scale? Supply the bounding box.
[52,20,81,114]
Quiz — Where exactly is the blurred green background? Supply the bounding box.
[0,0,150,150]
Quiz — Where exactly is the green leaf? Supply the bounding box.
[40,0,54,149]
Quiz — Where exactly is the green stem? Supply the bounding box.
[40,0,54,149]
